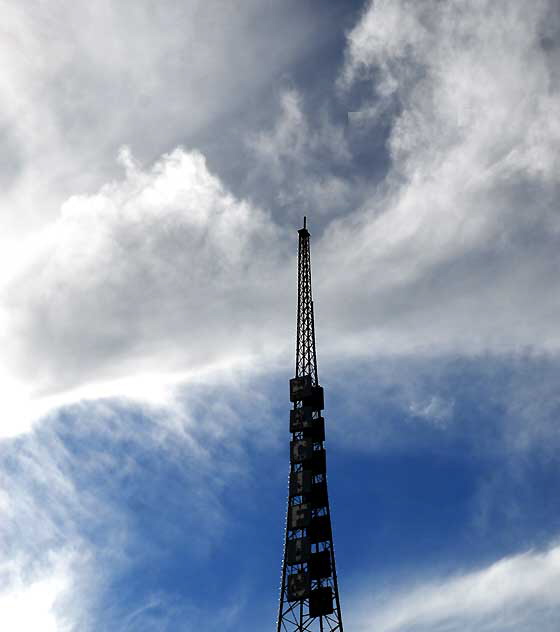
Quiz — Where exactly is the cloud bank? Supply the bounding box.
[3,0,560,435]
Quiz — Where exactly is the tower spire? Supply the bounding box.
[295,217,318,386]
[277,220,344,632]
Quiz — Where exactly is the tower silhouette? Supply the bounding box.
[277,218,344,632]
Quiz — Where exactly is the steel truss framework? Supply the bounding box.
[277,218,344,632]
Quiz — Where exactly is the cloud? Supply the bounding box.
[4,3,560,630]
[0,147,288,437]
[0,0,323,255]
[325,353,560,460]
[247,89,355,220]
[2,0,560,441]
[318,0,560,356]
[0,375,278,629]
[409,395,454,427]
[0,551,73,632]
[352,542,560,631]
[0,0,330,438]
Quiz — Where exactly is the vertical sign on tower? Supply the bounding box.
[277,218,344,632]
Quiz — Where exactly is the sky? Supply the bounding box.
[1,0,560,630]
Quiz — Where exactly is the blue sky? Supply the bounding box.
[1,1,560,630]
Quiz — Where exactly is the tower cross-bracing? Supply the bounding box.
[277,217,344,632]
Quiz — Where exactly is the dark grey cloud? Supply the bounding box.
[0,0,330,247]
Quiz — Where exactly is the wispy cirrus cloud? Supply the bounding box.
[0,374,280,630]
[318,0,560,356]
[351,542,560,631]
[0,552,73,632]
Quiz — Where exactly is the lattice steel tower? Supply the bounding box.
[277,218,344,632]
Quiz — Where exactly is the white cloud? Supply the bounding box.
[409,395,454,427]
[0,147,288,437]
[0,552,73,632]
[0,378,273,628]
[320,0,560,356]
[352,542,560,631]
[0,575,65,632]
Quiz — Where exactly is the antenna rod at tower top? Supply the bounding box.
[295,217,317,384]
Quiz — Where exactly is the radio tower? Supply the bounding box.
[277,217,344,632]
